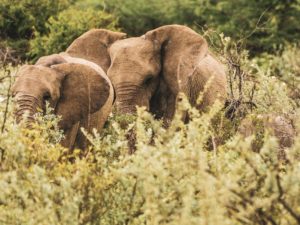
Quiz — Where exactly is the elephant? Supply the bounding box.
[107,25,227,123]
[12,29,126,150]
[238,114,295,159]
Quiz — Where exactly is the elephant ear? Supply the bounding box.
[51,63,110,131]
[145,25,208,95]
[66,29,127,72]
[35,54,67,66]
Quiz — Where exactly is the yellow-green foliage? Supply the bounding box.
[0,94,300,224]
[254,45,300,107]
[1,43,300,225]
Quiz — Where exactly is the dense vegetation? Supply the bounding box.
[1,0,300,61]
[1,0,300,224]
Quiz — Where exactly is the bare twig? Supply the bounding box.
[0,75,10,83]
[239,7,271,43]
[0,47,16,133]
[1,69,12,133]
[0,47,19,66]
[0,147,5,162]
[125,179,138,225]
[249,83,256,111]
[276,174,300,223]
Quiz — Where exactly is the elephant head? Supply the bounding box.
[107,25,227,121]
[12,63,110,132]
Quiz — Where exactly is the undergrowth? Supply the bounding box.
[0,36,300,224]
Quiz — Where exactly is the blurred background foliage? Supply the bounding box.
[104,0,300,55]
[28,6,119,61]
[0,0,75,61]
[1,0,300,61]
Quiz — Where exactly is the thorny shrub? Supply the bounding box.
[0,35,300,224]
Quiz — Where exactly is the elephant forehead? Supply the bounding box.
[108,57,160,80]
[13,78,49,96]
[17,65,61,84]
[110,37,155,57]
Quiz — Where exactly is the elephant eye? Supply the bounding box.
[43,92,51,102]
[143,75,153,86]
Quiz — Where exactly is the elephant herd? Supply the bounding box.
[12,25,295,153]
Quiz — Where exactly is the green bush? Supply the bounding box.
[103,0,300,55]
[0,0,74,60]
[29,7,120,61]
[206,31,295,118]
[1,0,299,61]
[207,0,300,55]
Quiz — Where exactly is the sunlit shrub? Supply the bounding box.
[254,45,300,107]
[0,84,299,224]
[206,31,295,118]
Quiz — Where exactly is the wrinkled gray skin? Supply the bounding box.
[107,25,227,123]
[12,29,126,149]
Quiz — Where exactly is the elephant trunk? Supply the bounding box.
[14,93,42,124]
[115,99,137,114]
[114,84,141,114]
[115,96,151,114]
